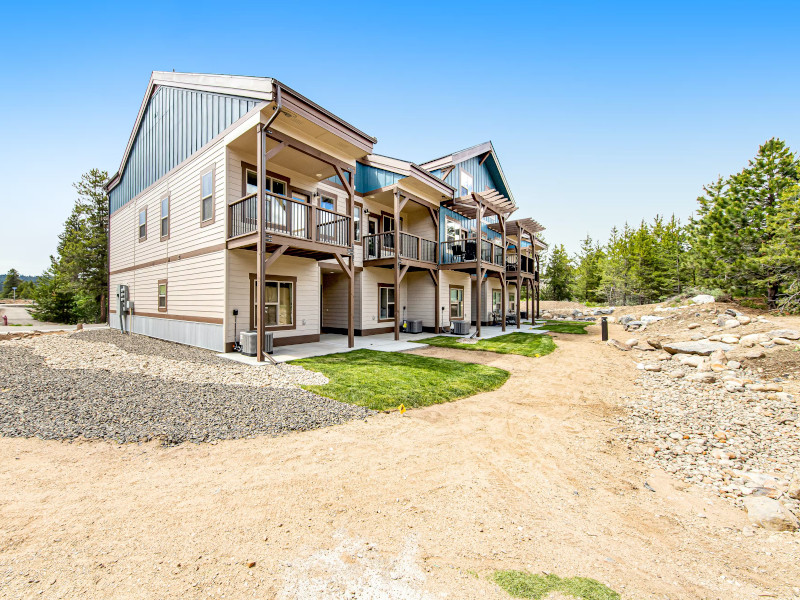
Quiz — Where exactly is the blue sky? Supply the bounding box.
[1,1,798,274]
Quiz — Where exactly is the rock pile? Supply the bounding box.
[615,306,800,531]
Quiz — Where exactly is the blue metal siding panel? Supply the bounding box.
[454,156,504,197]
[109,86,259,213]
[354,162,404,194]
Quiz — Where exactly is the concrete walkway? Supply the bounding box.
[219,323,550,364]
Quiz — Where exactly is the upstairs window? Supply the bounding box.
[459,170,473,197]
[201,169,214,223]
[320,195,335,211]
[138,208,147,241]
[160,197,169,239]
[244,168,288,197]
[354,204,362,242]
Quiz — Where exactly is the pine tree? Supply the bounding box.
[571,235,605,303]
[542,244,574,301]
[1,269,21,298]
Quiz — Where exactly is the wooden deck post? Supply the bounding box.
[393,188,401,341]
[500,274,507,332]
[475,200,484,338]
[256,123,266,363]
[433,270,440,333]
[516,277,522,329]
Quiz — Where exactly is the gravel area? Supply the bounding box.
[17,329,327,389]
[619,363,800,514]
[0,338,372,445]
[72,327,231,365]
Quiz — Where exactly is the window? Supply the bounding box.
[459,170,473,197]
[492,289,502,313]
[378,284,395,321]
[320,195,335,211]
[445,218,466,242]
[450,286,464,319]
[157,280,167,312]
[354,204,362,242]
[138,208,147,241]
[201,169,214,223]
[245,167,289,197]
[160,197,169,239]
[509,291,516,312]
[245,169,258,195]
[265,280,293,326]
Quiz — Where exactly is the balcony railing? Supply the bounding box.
[441,238,504,266]
[363,231,437,264]
[228,192,351,248]
[506,253,535,273]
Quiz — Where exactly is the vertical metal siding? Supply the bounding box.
[109,86,259,213]
[454,156,504,198]
[354,162,404,194]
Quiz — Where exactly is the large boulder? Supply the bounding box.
[619,315,635,325]
[743,497,800,531]
[739,333,771,347]
[690,294,715,304]
[769,329,800,340]
[641,315,665,324]
[662,341,732,356]
[593,308,614,315]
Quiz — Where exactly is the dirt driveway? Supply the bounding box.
[1,325,798,599]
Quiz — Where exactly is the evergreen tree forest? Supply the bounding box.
[30,169,109,323]
[542,138,800,311]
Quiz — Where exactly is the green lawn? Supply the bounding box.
[493,571,620,600]
[412,332,556,358]
[528,320,591,334]
[289,349,509,411]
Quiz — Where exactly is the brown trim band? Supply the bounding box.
[109,310,223,325]
[109,243,226,276]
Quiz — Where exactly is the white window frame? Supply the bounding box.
[138,208,147,240]
[378,284,395,321]
[354,204,362,242]
[160,197,169,239]
[459,169,473,197]
[264,280,294,327]
[201,170,214,223]
[450,286,464,319]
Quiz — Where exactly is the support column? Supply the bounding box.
[516,277,521,329]
[335,165,356,349]
[527,278,532,325]
[475,201,484,338]
[431,269,440,334]
[500,274,507,332]
[393,189,401,340]
[256,123,266,363]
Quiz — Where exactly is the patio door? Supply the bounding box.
[367,216,379,259]
[292,191,310,238]
[381,214,395,251]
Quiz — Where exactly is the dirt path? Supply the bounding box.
[1,325,798,599]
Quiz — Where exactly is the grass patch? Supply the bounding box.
[493,571,620,600]
[413,332,556,358]
[289,349,509,411]
[535,320,591,335]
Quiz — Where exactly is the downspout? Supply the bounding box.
[255,83,283,363]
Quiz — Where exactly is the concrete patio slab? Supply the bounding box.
[218,324,551,364]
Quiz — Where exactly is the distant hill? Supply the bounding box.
[0,273,38,286]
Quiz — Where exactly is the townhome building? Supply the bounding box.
[106,72,546,361]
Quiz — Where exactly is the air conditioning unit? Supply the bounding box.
[406,319,423,334]
[240,331,274,357]
[451,320,470,336]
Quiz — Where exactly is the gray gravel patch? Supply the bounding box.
[0,344,372,445]
[72,327,229,365]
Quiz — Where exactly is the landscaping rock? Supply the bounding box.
[619,315,635,325]
[738,315,752,325]
[687,372,717,383]
[769,329,800,340]
[641,316,665,324]
[723,319,741,329]
[720,335,740,344]
[727,360,742,370]
[662,341,732,356]
[607,339,630,351]
[772,337,794,346]
[743,497,799,531]
[625,338,640,348]
[690,294,715,304]
[634,341,656,351]
[687,323,701,330]
[740,333,771,347]
[745,349,766,359]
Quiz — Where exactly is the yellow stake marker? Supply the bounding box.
[398,404,406,415]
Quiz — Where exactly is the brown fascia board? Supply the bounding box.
[363,154,454,198]
[273,80,377,150]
